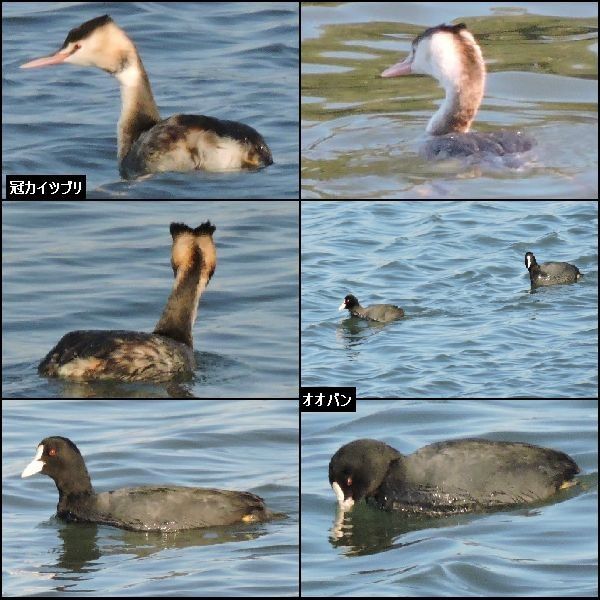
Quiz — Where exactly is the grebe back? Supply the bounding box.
[38,221,216,382]
[381,23,534,160]
[20,15,273,178]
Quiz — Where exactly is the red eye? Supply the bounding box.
[347,476,352,486]
[49,448,57,457]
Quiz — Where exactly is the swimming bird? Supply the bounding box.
[22,436,275,531]
[339,294,404,322]
[20,15,273,178]
[381,23,534,160]
[329,438,579,515]
[524,252,582,286]
[38,222,216,382]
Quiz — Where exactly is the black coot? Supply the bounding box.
[22,436,274,532]
[329,438,579,515]
[525,252,582,287]
[339,294,404,322]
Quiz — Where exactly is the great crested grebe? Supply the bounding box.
[381,23,534,160]
[20,15,273,178]
[38,221,216,382]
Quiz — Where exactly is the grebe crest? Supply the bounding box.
[381,23,534,160]
[38,221,216,382]
[20,15,273,178]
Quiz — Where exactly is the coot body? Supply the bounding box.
[22,436,274,532]
[339,294,404,322]
[525,252,582,287]
[329,438,579,515]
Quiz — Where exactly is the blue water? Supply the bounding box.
[301,200,598,397]
[301,399,597,597]
[3,3,298,198]
[2,399,298,596]
[2,200,298,398]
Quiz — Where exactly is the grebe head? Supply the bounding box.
[170,221,217,284]
[381,23,485,135]
[20,15,135,75]
[20,14,161,164]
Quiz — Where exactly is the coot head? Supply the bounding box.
[21,436,93,495]
[329,439,401,510]
[329,438,580,516]
[339,294,360,311]
[22,436,275,531]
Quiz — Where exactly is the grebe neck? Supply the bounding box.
[154,222,217,347]
[109,26,161,160]
[426,26,485,135]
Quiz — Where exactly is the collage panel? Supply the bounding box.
[2,200,299,399]
[300,2,597,199]
[301,399,597,597]
[301,200,597,398]
[5,2,298,199]
[3,399,298,596]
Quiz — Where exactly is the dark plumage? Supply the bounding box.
[338,294,404,322]
[525,252,582,287]
[22,436,274,532]
[329,438,579,516]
